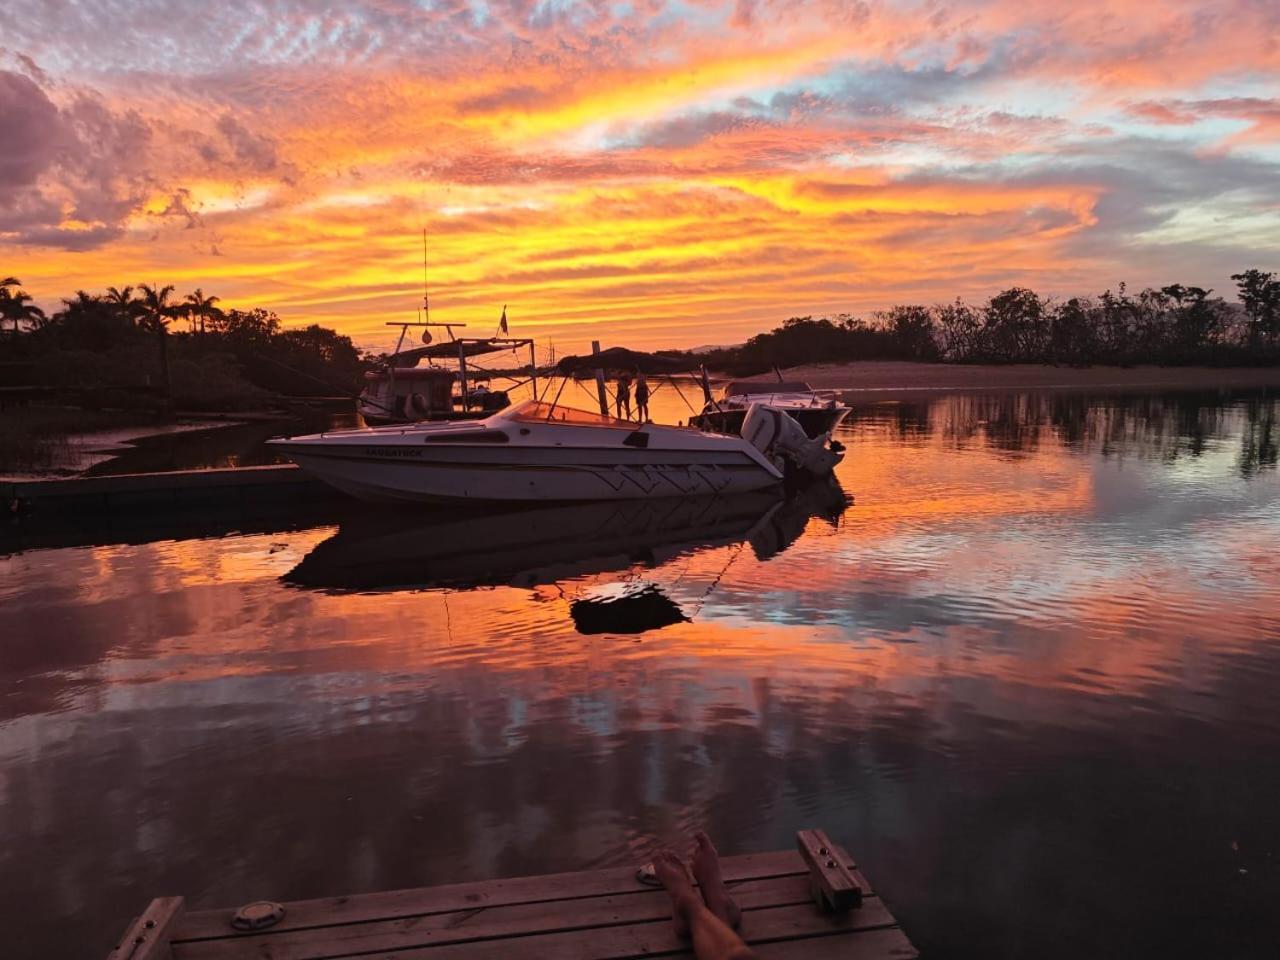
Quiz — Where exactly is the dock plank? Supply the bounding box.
[266,899,901,960]
[175,871,874,960]
[119,832,917,960]
[175,850,851,942]
[750,927,919,959]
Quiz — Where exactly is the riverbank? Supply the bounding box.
[0,408,258,479]
[770,361,1280,400]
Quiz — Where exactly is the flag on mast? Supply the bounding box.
[499,304,508,335]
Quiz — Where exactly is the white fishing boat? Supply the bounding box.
[359,323,539,425]
[269,398,842,504]
[689,379,850,439]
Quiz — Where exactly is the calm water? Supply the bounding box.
[3,389,1279,959]
[82,407,362,476]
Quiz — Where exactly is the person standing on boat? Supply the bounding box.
[616,373,633,420]
[635,372,651,421]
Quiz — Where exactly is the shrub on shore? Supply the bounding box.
[677,271,1280,376]
[0,408,144,475]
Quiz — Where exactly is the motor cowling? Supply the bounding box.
[741,403,843,477]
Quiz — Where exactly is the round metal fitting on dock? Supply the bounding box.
[231,900,285,931]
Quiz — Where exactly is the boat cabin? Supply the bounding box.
[360,366,456,423]
[359,333,532,425]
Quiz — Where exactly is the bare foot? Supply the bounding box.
[651,849,698,938]
[690,831,742,929]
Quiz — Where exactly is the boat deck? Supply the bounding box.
[108,831,917,959]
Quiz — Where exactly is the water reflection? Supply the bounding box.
[850,388,1278,476]
[285,483,847,592]
[283,482,849,634]
[2,389,1279,960]
[83,408,360,476]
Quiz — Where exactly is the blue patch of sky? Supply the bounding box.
[664,0,730,29]
[1112,115,1244,149]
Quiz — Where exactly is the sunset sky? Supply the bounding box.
[3,0,1279,352]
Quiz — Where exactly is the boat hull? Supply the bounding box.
[276,443,781,503]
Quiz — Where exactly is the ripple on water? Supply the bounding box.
[2,390,1280,960]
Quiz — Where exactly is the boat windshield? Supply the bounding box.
[506,400,635,427]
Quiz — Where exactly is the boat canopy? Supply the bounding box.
[415,337,534,360]
[364,367,455,382]
[556,347,687,376]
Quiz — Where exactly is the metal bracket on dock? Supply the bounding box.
[796,828,863,914]
[108,896,185,960]
[231,900,286,931]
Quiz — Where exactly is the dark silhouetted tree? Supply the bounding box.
[1232,270,1280,346]
[183,288,221,335]
[875,305,940,360]
[138,283,178,411]
[0,279,46,334]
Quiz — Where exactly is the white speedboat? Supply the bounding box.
[690,379,850,439]
[269,399,841,504]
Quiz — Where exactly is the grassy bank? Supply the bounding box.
[0,407,155,475]
[764,361,1280,399]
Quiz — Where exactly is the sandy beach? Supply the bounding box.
[759,362,1280,402]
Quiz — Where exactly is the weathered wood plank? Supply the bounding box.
[109,897,186,960]
[273,899,900,960]
[750,926,918,959]
[797,829,862,913]
[176,849,858,942]
[174,872,874,960]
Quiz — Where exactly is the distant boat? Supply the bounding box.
[690,379,850,439]
[268,397,843,504]
[359,327,539,426]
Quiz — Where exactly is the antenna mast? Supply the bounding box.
[427,230,437,327]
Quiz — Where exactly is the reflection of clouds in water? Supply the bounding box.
[2,390,1280,958]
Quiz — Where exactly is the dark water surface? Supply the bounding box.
[3,389,1279,959]
[82,407,361,476]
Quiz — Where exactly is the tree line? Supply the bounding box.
[687,270,1280,375]
[1,277,363,411]
[5,269,1279,407]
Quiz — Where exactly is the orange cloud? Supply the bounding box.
[1,0,1278,349]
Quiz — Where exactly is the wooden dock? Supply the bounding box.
[3,463,336,515]
[108,831,916,960]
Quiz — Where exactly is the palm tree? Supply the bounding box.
[63,289,101,309]
[0,284,46,334]
[183,288,221,335]
[105,285,140,326]
[139,283,177,413]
